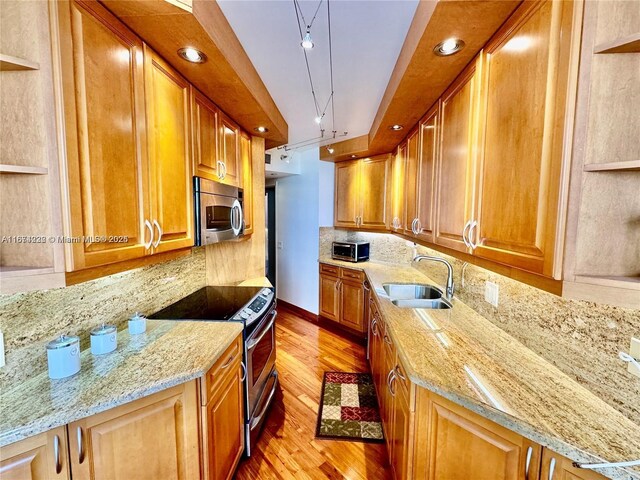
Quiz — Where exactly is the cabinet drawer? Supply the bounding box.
[201,334,243,405]
[320,263,340,277]
[340,268,365,282]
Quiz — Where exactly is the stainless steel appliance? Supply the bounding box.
[332,241,370,262]
[149,286,277,457]
[194,176,244,245]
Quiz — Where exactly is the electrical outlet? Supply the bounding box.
[0,331,5,368]
[629,337,640,378]
[484,281,499,307]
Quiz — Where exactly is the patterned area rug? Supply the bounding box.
[316,372,384,442]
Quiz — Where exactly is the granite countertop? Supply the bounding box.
[320,257,640,480]
[0,320,243,447]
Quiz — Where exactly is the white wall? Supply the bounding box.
[318,161,335,226]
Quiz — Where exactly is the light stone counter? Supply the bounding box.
[0,320,243,447]
[320,257,640,480]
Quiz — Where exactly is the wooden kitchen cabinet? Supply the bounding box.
[414,103,440,244]
[192,86,220,181]
[144,46,194,254]
[390,143,406,232]
[218,111,241,187]
[67,382,200,480]
[319,271,341,322]
[201,340,245,480]
[340,279,365,331]
[55,0,151,271]
[434,57,481,254]
[540,448,607,480]
[319,263,368,334]
[403,128,420,236]
[472,0,576,278]
[391,377,412,480]
[334,155,389,230]
[240,132,253,236]
[0,427,70,480]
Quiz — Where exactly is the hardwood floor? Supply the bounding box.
[235,305,391,480]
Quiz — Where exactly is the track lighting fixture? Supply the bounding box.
[326,146,335,154]
[301,30,314,49]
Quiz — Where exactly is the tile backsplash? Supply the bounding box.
[321,227,640,424]
[0,248,206,386]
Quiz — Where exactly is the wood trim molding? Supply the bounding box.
[276,299,319,323]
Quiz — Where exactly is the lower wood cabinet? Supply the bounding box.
[318,263,367,334]
[540,449,607,480]
[0,427,70,480]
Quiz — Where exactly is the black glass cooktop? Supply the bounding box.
[149,286,265,321]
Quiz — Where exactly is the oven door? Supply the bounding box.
[245,308,277,415]
[196,191,243,245]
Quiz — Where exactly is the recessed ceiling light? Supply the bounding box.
[177,47,207,64]
[433,38,465,56]
[254,126,269,133]
[389,124,404,131]
[326,146,335,154]
[351,155,357,158]
[301,30,314,49]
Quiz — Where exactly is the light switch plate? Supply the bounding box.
[629,337,640,378]
[484,281,499,307]
[0,331,5,368]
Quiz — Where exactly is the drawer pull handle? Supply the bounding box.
[77,427,85,464]
[220,352,237,369]
[525,446,532,477]
[383,334,392,345]
[53,435,62,474]
[548,458,556,480]
[395,365,406,382]
[240,361,247,382]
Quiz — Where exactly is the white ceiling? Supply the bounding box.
[218,0,418,151]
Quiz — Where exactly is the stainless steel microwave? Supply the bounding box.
[194,176,244,245]
[332,241,370,263]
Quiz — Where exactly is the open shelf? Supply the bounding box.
[0,266,55,278]
[0,53,40,71]
[583,160,640,172]
[0,164,48,175]
[594,33,640,54]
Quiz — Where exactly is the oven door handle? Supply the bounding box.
[246,310,277,350]
[250,370,278,430]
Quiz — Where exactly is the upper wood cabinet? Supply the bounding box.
[218,111,240,187]
[0,427,70,480]
[390,143,406,232]
[67,382,200,480]
[56,0,151,271]
[334,155,389,231]
[434,57,481,254]
[192,87,220,181]
[240,133,253,236]
[144,46,194,254]
[415,103,440,244]
[403,128,420,236]
[472,0,576,278]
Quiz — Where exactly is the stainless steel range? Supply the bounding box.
[149,285,278,456]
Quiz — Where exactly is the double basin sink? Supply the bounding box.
[382,283,452,309]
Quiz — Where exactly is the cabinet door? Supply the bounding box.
[319,273,341,322]
[57,0,150,270]
[435,58,480,253]
[540,449,607,480]
[218,112,240,187]
[0,427,70,480]
[416,103,440,243]
[404,129,420,236]
[474,0,574,278]
[68,382,200,480]
[390,144,406,232]
[144,46,194,254]
[340,279,365,332]
[192,87,219,182]
[391,385,412,480]
[240,133,253,236]
[360,155,389,231]
[202,364,245,480]
[334,160,360,228]
[426,394,541,480]
[369,302,385,393]
[381,341,396,456]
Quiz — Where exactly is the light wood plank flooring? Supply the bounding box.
[235,305,391,479]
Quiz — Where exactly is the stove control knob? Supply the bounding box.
[239,311,250,320]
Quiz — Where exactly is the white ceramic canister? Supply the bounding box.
[46,335,81,379]
[128,312,147,335]
[90,324,117,355]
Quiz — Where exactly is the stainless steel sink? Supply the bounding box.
[382,283,443,300]
[391,298,452,309]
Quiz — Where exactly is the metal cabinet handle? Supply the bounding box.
[387,369,396,397]
[220,351,238,369]
[395,364,406,382]
[53,434,62,474]
[216,160,222,179]
[240,361,247,381]
[152,220,162,248]
[415,218,422,235]
[77,426,85,464]
[524,446,532,477]
[462,220,472,247]
[144,219,154,249]
[469,220,479,250]
[221,162,227,179]
[372,318,379,336]
[548,458,556,480]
